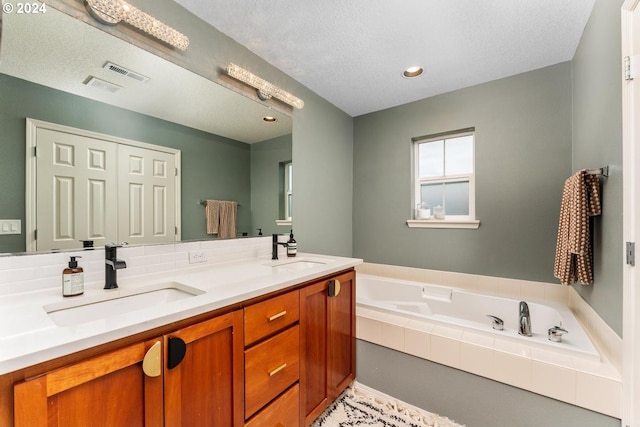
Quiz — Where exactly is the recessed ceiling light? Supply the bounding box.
[263,116,277,123]
[403,66,424,79]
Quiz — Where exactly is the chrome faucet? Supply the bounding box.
[518,301,532,337]
[271,234,288,260]
[105,243,127,289]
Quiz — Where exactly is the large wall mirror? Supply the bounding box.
[0,6,293,254]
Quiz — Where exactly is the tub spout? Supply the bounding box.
[518,301,532,337]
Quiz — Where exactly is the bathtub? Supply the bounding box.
[356,274,599,360]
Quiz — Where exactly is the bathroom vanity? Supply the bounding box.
[0,252,359,427]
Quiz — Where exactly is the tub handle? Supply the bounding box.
[548,326,568,342]
[486,315,504,331]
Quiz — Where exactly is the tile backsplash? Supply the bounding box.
[0,237,274,296]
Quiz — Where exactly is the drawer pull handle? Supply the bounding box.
[268,310,287,321]
[269,363,287,376]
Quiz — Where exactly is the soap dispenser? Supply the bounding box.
[63,256,84,297]
[286,230,297,257]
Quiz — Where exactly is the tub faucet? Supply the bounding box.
[518,301,532,337]
[271,234,288,260]
[105,243,127,289]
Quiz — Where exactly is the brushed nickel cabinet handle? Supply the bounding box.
[142,341,162,377]
[268,310,287,321]
[268,363,287,376]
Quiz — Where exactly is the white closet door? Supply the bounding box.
[36,129,118,251]
[117,144,177,245]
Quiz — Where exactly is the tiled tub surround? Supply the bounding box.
[355,263,622,419]
[0,237,361,374]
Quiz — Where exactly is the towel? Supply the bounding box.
[205,200,237,239]
[206,200,221,235]
[553,169,602,285]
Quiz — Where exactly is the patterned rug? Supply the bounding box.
[311,382,465,427]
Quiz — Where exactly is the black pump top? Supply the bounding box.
[68,256,81,268]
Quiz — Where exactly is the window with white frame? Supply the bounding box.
[276,161,293,226]
[284,161,293,220]
[410,128,478,228]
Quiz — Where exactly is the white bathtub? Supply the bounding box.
[356,274,599,360]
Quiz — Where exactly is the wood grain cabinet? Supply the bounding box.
[13,310,244,427]
[300,270,356,427]
[8,268,356,427]
[243,289,300,427]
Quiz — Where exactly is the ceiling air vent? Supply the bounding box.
[103,62,150,83]
[84,76,122,94]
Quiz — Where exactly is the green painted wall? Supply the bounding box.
[293,94,354,256]
[571,0,624,336]
[250,134,292,236]
[353,62,573,282]
[133,0,355,257]
[0,73,251,252]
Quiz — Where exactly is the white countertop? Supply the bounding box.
[0,253,361,375]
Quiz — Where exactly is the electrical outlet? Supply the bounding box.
[189,250,208,264]
[0,219,21,235]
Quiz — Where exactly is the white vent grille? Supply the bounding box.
[103,62,150,83]
[84,76,122,93]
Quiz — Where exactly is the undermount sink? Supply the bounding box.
[45,282,205,327]
[270,257,329,272]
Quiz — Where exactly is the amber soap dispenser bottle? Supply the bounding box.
[62,256,84,297]
[286,230,297,257]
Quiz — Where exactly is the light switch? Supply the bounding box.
[0,220,21,235]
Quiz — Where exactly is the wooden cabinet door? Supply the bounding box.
[327,270,356,398]
[164,310,244,427]
[13,338,163,427]
[299,279,329,427]
[299,270,356,427]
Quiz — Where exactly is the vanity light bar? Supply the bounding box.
[226,63,304,109]
[84,0,190,51]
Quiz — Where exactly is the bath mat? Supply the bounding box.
[311,382,465,427]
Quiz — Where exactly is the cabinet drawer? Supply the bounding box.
[244,290,299,346]
[245,325,300,418]
[245,383,299,427]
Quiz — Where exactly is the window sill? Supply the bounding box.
[406,219,480,229]
[276,219,292,226]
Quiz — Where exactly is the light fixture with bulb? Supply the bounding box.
[226,63,304,109]
[84,0,190,51]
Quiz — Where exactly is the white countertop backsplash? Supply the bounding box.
[0,237,361,374]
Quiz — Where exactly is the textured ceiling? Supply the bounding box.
[0,7,291,143]
[173,0,596,117]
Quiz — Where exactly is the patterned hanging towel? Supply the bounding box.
[554,169,602,285]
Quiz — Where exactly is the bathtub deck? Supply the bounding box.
[356,304,621,418]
